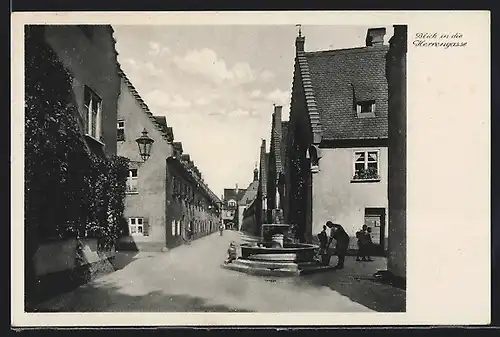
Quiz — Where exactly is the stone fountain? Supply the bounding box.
[222,209,336,277]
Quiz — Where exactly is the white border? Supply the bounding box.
[11,11,491,327]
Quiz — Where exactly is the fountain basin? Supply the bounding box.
[223,241,337,277]
[240,242,318,263]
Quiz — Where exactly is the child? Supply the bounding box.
[355,230,363,261]
[356,225,368,261]
[224,241,237,264]
[365,227,373,261]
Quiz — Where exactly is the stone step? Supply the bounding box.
[247,253,298,262]
[221,262,299,277]
[298,264,338,275]
[231,258,299,271]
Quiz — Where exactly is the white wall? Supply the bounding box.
[312,146,389,241]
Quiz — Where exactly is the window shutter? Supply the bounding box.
[143,218,150,236]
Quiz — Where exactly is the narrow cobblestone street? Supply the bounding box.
[35,231,404,312]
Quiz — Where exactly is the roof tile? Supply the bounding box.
[302,46,389,140]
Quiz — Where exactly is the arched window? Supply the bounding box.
[228,199,237,207]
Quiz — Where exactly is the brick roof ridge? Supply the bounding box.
[117,64,173,143]
[177,156,220,204]
[305,44,389,57]
[296,51,323,144]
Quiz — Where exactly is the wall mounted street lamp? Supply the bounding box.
[136,128,154,162]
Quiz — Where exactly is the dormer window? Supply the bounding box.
[356,100,376,118]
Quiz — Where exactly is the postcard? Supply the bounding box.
[11,10,491,327]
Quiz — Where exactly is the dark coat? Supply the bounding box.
[330,225,350,252]
[318,230,328,247]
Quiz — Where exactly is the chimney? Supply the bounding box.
[274,105,283,120]
[253,162,259,181]
[235,183,239,194]
[295,24,305,52]
[366,27,386,47]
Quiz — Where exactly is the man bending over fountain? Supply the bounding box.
[327,221,350,269]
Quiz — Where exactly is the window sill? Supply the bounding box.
[126,191,139,195]
[356,112,376,118]
[85,134,105,146]
[351,178,381,183]
[85,134,106,158]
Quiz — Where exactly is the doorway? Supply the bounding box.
[364,208,386,256]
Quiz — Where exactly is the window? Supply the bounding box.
[117,120,125,141]
[171,220,176,236]
[228,199,237,208]
[126,168,138,193]
[176,220,180,235]
[353,150,380,181]
[84,86,103,140]
[129,217,143,236]
[356,100,376,117]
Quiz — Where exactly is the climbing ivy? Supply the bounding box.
[24,25,128,248]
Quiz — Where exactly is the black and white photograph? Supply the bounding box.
[12,11,490,327]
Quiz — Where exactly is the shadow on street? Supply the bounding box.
[291,257,406,312]
[34,282,253,312]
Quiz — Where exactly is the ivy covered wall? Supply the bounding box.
[24,25,128,305]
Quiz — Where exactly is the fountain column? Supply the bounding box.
[275,187,280,209]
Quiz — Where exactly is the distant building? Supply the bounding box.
[238,165,260,231]
[242,105,290,236]
[284,27,389,253]
[386,25,407,279]
[222,185,246,230]
[116,70,220,252]
[241,140,268,236]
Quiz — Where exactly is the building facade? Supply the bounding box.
[44,25,121,157]
[25,25,122,307]
[116,70,220,252]
[166,153,221,248]
[386,25,407,279]
[242,106,290,237]
[284,28,389,253]
[237,167,260,231]
[222,185,246,230]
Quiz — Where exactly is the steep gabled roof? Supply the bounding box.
[172,142,183,156]
[224,188,247,203]
[258,139,268,198]
[281,121,289,170]
[296,51,323,144]
[295,42,389,141]
[239,180,259,206]
[167,156,221,205]
[270,106,284,175]
[117,66,175,143]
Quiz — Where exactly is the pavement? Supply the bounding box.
[34,230,405,312]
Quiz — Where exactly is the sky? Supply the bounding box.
[112,25,394,198]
